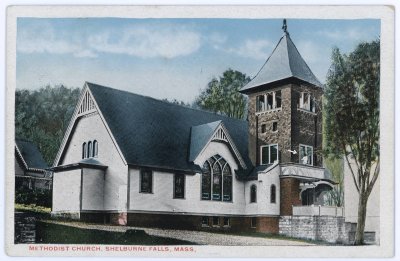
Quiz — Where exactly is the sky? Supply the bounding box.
[16,18,380,103]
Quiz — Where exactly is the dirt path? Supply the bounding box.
[43,220,315,246]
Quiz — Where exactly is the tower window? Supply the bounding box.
[272,122,278,132]
[256,95,265,112]
[299,92,315,112]
[261,124,267,133]
[256,91,282,113]
[299,144,313,165]
[260,144,279,165]
[87,141,92,158]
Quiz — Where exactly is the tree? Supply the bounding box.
[324,40,380,245]
[195,69,251,119]
[15,85,81,165]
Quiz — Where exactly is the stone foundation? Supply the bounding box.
[279,216,350,244]
[15,212,36,244]
[51,211,80,220]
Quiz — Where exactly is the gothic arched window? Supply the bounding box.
[270,184,276,203]
[93,140,98,157]
[82,142,87,159]
[201,155,232,202]
[87,141,92,158]
[250,184,257,203]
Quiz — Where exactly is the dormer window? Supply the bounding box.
[256,90,282,113]
[299,92,315,112]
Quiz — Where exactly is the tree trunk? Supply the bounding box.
[354,193,368,245]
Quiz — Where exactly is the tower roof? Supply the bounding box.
[240,23,322,93]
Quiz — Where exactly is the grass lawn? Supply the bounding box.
[36,221,195,245]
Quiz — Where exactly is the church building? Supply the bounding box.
[51,21,338,234]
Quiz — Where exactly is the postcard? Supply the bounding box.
[5,5,394,258]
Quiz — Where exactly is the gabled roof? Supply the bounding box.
[86,82,252,173]
[240,31,322,94]
[15,138,48,171]
[189,121,221,162]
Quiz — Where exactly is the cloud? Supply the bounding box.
[223,39,273,60]
[17,21,202,59]
[317,27,377,43]
[88,25,201,59]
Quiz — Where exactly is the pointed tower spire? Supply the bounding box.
[240,19,322,94]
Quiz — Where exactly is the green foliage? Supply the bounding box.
[195,69,250,119]
[15,203,51,214]
[15,85,81,165]
[15,187,52,208]
[324,39,380,244]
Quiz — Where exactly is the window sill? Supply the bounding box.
[173,197,186,200]
[139,192,153,194]
[201,224,209,228]
[255,108,281,115]
[200,199,233,203]
[297,108,317,115]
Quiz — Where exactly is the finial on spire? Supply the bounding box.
[282,19,288,34]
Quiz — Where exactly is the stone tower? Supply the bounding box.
[240,20,324,168]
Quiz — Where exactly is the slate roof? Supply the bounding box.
[86,82,253,174]
[240,32,322,94]
[189,121,221,162]
[15,139,48,170]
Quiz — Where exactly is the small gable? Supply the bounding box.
[189,121,247,169]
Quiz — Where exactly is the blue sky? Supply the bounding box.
[16,18,380,103]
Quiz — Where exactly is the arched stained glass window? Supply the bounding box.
[201,161,211,200]
[201,155,232,202]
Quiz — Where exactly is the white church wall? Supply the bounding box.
[81,168,105,211]
[129,141,248,215]
[60,112,127,211]
[344,159,380,243]
[245,164,281,215]
[52,169,81,212]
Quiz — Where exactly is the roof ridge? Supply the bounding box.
[244,35,286,88]
[86,81,247,123]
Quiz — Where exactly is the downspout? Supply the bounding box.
[256,115,259,166]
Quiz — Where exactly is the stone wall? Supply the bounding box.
[290,84,323,167]
[279,215,350,244]
[15,212,36,244]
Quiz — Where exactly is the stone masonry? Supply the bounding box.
[247,81,323,167]
[279,216,350,244]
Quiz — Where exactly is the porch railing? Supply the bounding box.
[280,163,326,180]
[292,205,344,217]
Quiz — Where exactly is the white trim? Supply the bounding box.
[195,122,247,169]
[299,144,313,166]
[260,144,279,165]
[15,144,28,170]
[53,83,127,166]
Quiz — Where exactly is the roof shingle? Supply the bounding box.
[240,32,322,93]
[86,83,253,174]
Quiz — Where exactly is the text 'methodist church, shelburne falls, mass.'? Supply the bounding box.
[50,20,349,241]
